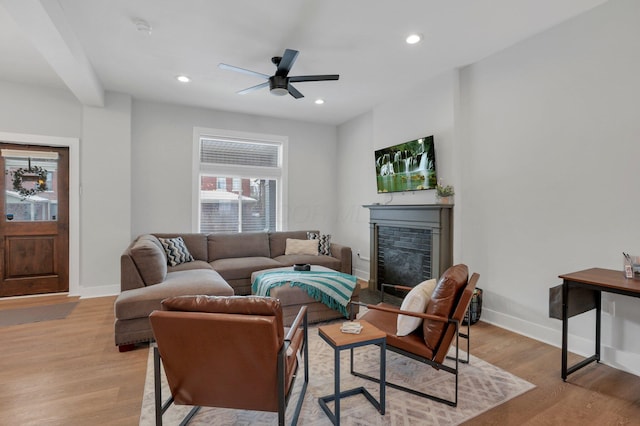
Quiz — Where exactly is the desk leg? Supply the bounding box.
[595,291,601,363]
[562,281,568,381]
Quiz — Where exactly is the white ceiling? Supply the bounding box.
[0,0,608,125]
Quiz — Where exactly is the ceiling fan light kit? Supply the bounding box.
[269,75,289,96]
[219,48,339,99]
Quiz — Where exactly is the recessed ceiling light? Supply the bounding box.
[406,33,422,45]
[176,75,191,83]
[315,99,325,105]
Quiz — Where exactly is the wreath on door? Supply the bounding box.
[9,166,48,199]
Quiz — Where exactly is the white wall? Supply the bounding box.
[131,100,338,236]
[459,0,640,374]
[80,92,132,295]
[336,111,374,279]
[0,80,81,136]
[336,71,460,281]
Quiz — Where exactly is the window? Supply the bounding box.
[216,177,227,190]
[232,178,241,192]
[2,149,59,222]
[194,128,287,233]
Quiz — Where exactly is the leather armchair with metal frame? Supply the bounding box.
[353,264,479,407]
[149,295,308,426]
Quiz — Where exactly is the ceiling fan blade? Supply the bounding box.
[276,49,299,77]
[237,81,270,95]
[288,74,340,83]
[288,84,304,99]
[218,63,270,80]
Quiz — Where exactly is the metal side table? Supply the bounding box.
[317,320,386,425]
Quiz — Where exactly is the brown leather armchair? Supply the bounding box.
[354,264,479,407]
[149,295,308,426]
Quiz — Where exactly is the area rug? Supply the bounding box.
[0,302,78,327]
[139,327,535,425]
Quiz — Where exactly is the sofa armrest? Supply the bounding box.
[120,253,146,291]
[330,242,352,275]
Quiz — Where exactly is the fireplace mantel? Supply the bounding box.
[364,204,453,291]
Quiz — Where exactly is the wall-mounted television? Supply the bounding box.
[374,135,436,193]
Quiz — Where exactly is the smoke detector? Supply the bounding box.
[133,18,152,35]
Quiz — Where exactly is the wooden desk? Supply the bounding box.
[559,268,640,380]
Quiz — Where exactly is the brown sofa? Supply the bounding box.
[115,230,353,349]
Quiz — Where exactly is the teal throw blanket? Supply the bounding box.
[252,270,357,317]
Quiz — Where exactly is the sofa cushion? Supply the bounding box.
[423,264,469,351]
[114,269,233,321]
[307,232,332,256]
[158,236,195,266]
[269,231,316,258]
[129,235,167,285]
[273,254,341,271]
[208,232,270,261]
[285,239,318,256]
[210,257,283,281]
[168,260,213,272]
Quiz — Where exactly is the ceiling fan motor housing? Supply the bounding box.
[269,75,289,96]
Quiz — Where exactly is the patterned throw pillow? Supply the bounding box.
[158,236,194,267]
[307,232,332,256]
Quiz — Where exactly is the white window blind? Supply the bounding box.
[200,138,279,167]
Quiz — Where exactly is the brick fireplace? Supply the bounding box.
[365,204,453,291]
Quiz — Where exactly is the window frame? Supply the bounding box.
[192,127,288,233]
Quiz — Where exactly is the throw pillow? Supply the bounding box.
[307,232,332,256]
[159,236,195,267]
[284,238,319,256]
[396,279,437,336]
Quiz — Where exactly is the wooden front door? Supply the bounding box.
[0,144,69,297]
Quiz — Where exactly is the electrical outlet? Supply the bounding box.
[603,300,615,316]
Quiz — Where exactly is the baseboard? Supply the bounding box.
[481,308,640,377]
[353,267,369,283]
[77,284,120,299]
[481,307,593,355]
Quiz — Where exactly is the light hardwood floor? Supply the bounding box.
[1,295,639,425]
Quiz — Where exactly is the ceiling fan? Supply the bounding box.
[218,48,339,99]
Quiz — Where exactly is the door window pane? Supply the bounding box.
[4,154,58,222]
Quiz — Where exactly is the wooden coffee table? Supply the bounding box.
[317,320,386,425]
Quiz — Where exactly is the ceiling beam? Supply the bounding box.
[1,0,104,106]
